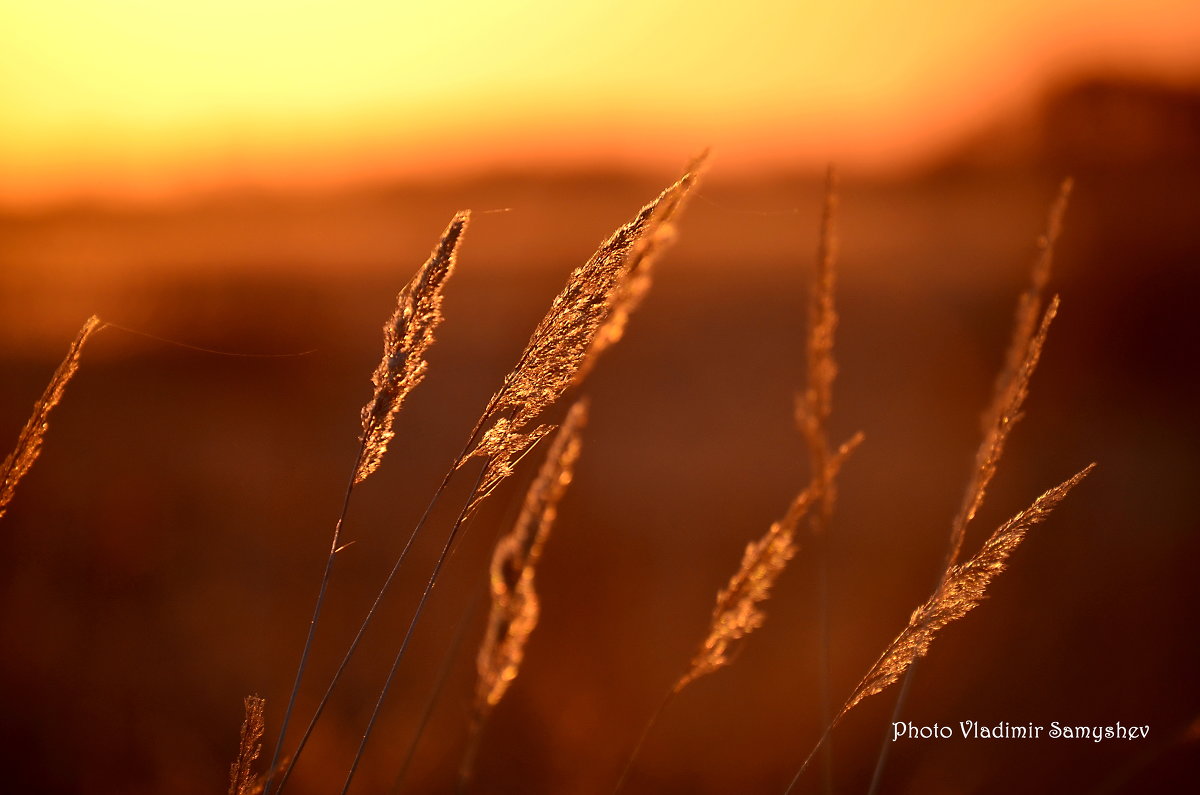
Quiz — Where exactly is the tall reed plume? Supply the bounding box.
[357,211,471,483]
[460,398,589,788]
[1,315,100,522]
[844,465,1092,717]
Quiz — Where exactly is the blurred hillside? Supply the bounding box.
[2,76,1198,349]
[943,75,1200,172]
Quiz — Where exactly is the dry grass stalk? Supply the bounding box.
[229,695,266,795]
[1,315,101,521]
[572,166,695,383]
[675,433,863,694]
[839,464,1093,718]
[945,295,1061,569]
[946,181,1072,569]
[796,166,840,531]
[356,211,470,483]
[474,399,588,713]
[461,161,703,512]
[460,400,589,788]
[990,178,1073,432]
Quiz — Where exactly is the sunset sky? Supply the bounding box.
[2,0,1199,204]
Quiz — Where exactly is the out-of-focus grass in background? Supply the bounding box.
[1,15,1199,794]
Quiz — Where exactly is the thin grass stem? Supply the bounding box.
[391,590,484,795]
[263,439,366,795]
[395,440,540,793]
[784,722,836,795]
[815,545,834,795]
[865,655,919,795]
[339,460,491,794]
[613,687,679,794]
[455,708,489,794]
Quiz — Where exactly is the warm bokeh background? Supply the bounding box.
[1,2,1198,794]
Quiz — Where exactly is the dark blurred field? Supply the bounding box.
[1,77,1198,794]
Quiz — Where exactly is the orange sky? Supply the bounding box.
[2,0,1199,205]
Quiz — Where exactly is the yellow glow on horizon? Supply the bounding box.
[2,0,1198,204]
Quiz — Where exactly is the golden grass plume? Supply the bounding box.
[991,177,1072,427]
[462,162,701,512]
[796,166,841,531]
[945,294,1061,569]
[474,398,588,713]
[229,694,266,795]
[786,464,1094,792]
[457,399,587,789]
[839,463,1094,718]
[356,211,470,483]
[1,315,101,521]
[675,433,863,693]
[945,181,1072,568]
